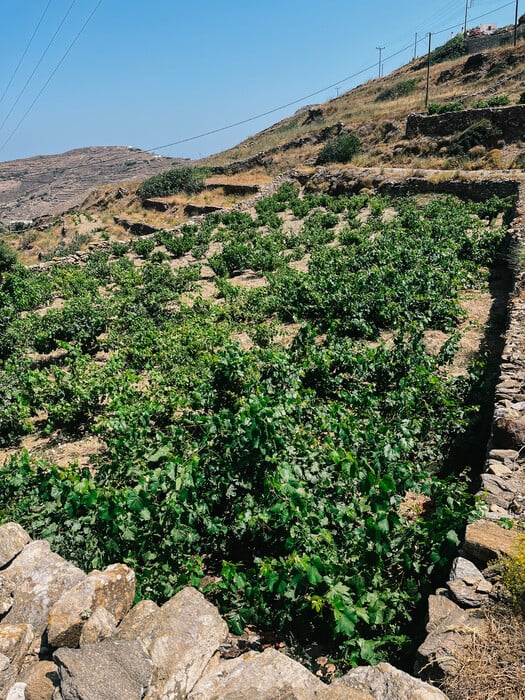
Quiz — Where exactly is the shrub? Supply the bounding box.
[428,34,468,65]
[427,101,463,115]
[133,238,155,259]
[448,119,502,156]
[0,241,17,277]
[137,167,207,201]
[519,91,525,104]
[316,134,360,165]
[501,535,525,612]
[472,95,510,108]
[375,79,417,102]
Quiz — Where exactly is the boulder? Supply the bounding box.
[0,525,30,569]
[462,519,520,562]
[15,660,59,700]
[416,597,486,679]
[114,601,159,642]
[78,608,116,647]
[141,587,228,700]
[189,648,373,700]
[54,639,152,700]
[492,416,525,450]
[47,564,134,648]
[0,542,85,648]
[0,624,34,696]
[446,557,492,607]
[336,662,448,699]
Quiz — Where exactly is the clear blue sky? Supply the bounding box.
[0,0,518,163]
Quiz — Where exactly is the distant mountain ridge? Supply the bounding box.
[0,146,185,223]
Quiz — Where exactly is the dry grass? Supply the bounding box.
[440,603,525,700]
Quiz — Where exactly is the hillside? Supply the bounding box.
[0,145,184,224]
[1,32,525,700]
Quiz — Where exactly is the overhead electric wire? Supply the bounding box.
[0,0,516,168]
[0,0,52,108]
[0,0,103,156]
[0,0,79,137]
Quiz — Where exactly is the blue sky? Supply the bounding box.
[0,0,518,163]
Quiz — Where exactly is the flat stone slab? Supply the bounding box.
[462,519,520,562]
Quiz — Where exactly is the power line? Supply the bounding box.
[0,0,79,138]
[0,0,103,156]
[0,0,52,108]
[0,0,516,168]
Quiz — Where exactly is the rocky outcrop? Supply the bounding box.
[0,524,445,700]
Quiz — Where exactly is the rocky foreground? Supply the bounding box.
[0,523,446,700]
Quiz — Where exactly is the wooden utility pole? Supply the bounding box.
[414,32,418,59]
[376,46,385,78]
[514,0,520,46]
[425,33,432,109]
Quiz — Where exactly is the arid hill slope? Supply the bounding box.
[0,145,184,223]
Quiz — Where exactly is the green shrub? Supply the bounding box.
[137,167,207,201]
[428,34,467,65]
[133,238,155,259]
[448,119,502,156]
[375,79,417,102]
[427,101,463,115]
[472,95,510,108]
[316,134,361,165]
[0,241,17,277]
[518,91,525,104]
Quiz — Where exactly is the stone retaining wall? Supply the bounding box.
[405,104,525,140]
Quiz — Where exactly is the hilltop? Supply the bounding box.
[0,145,184,224]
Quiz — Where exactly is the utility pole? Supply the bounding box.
[463,0,470,37]
[425,33,432,109]
[376,46,385,78]
[514,0,520,46]
[414,32,418,60]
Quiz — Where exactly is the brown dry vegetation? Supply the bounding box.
[441,603,525,700]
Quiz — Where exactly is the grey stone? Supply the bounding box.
[114,601,159,642]
[78,608,116,647]
[416,604,486,679]
[16,659,59,700]
[0,525,30,570]
[336,662,447,699]
[54,639,151,700]
[48,564,134,649]
[0,654,9,672]
[449,557,483,584]
[0,542,85,648]
[0,624,34,696]
[190,648,373,700]
[6,684,27,700]
[447,580,486,608]
[142,587,228,700]
[488,449,519,462]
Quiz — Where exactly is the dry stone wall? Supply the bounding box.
[405,104,525,141]
[0,524,447,700]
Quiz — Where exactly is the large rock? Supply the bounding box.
[47,564,134,648]
[416,596,486,680]
[493,416,525,449]
[462,519,520,562]
[14,660,59,700]
[54,639,152,700]
[114,601,159,642]
[0,624,34,697]
[446,557,492,607]
[141,587,228,700]
[0,542,85,648]
[78,608,116,648]
[189,648,373,700]
[336,662,448,699]
[0,525,30,570]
